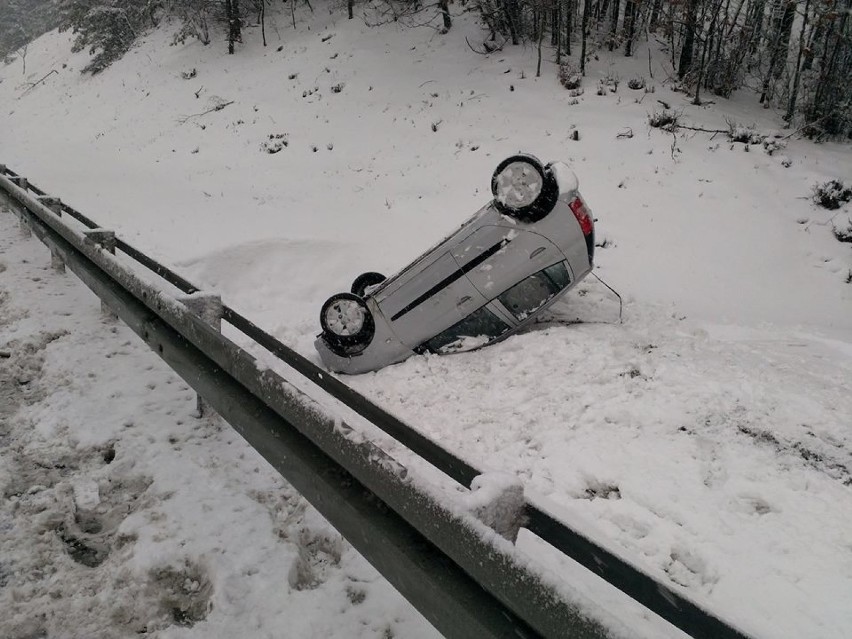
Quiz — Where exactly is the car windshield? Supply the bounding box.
[421,306,510,354]
[498,262,571,320]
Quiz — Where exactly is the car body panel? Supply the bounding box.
[384,252,489,348]
[315,161,595,374]
[453,225,565,300]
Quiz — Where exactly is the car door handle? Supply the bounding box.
[530,246,546,259]
[458,296,472,305]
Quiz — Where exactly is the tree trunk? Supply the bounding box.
[565,0,573,56]
[609,0,620,51]
[809,0,848,133]
[440,0,452,31]
[582,0,591,73]
[599,0,610,28]
[785,0,810,122]
[226,0,242,54]
[760,0,795,103]
[503,0,520,45]
[801,20,820,72]
[649,0,662,30]
[694,0,721,104]
[537,9,545,76]
[678,0,699,79]
[260,0,266,46]
[623,0,636,56]
[556,2,562,62]
[552,3,559,45]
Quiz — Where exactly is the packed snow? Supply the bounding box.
[1,4,851,638]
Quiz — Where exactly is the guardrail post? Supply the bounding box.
[10,176,28,191]
[5,176,32,237]
[19,214,32,237]
[39,197,65,272]
[37,196,62,217]
[178,292,223,418]
[463,473,526,543]
[84,229,118,317]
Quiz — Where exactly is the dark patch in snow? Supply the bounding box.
[582,482,622,501]
[288,524,342,591]
[150,560,213,627]
[737,424,852,486]
[346,584,367,605]
[58,525,110,567]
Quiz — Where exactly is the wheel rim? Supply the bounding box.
[324,299,366,336]
[494,161,543,209]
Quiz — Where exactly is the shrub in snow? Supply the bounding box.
[181,68,197,80]
[602,71,620,93]
[627,76,646,90]
[648,109,678,130]
[261,134,288,154]
[832,218,852,243]
[813,180,852,210]
[728,125,766,145]
[558,64,582,90]
[762,137,787,155]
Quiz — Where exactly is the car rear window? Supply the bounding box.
[421,306,511,354]
[498,262,571,320]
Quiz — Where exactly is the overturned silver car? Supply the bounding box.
[315,153,595,374]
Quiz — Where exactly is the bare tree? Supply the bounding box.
[225,0,242,54]
[581,0,592,72]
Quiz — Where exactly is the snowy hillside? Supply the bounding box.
[1,4,851,638]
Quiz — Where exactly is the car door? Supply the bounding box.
[376,252,488,348]
[450,225,566,301]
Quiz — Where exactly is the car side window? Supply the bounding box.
[498,262,572,320]
[421,306,510,354]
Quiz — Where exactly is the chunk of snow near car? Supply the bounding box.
[315,154,596,373]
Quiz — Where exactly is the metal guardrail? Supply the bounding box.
[0,164,754,639]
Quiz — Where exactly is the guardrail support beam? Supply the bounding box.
[39,197,66,272]
[465,473,526,542]
[84,229,118,317]
[19,211,32,237]
[5,195,33,237]
[178,292,223,418]
[36,195,62,216]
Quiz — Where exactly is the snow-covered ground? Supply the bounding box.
[1,4,851,638]
[0,211,438,638]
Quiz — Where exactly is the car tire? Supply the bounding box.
[350,272,386,298]
[320,292,375,352]
[491,153,559,222]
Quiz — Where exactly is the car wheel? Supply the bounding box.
[491,153,559,222]
[350,272,386,298]
[320,292,375,351]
